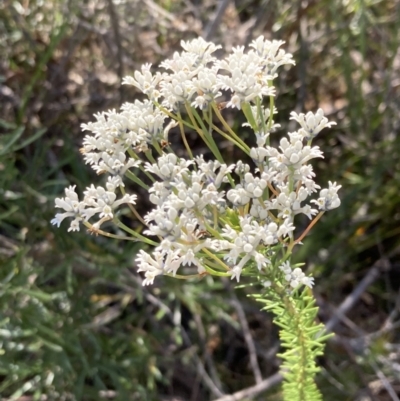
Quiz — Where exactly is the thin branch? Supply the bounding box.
[192,312,224,393]
[229,294,263,384]
[334,337,380,401]
[292,211,324,248]
[143,0,178,22]
[126,273,225,398]
[106,0,124,102]
[369,357,400,401]
[324,258,388,332]
[204,0,232,41]
[211,372,282,401]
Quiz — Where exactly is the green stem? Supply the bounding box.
[256,97,267,135]
[211,102,251,154]
[202,248,230,271]
[125,170,150,190]
[203,116,249,155]
[82,221,140,242]
[203,264,231,277]
[187,103,226,164]
[152,100,196,131]
[177,111,194,159]
[126,148,156,183]
[119,186,147,226]
[113,218,158,246]
[241,102,258,131]
[151,141,163,157]
[267,80,275,145]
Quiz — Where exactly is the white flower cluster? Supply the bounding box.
[279,262,314,288]
[122,36,293,111]
[52,36,340,288]
[51,177,137,232]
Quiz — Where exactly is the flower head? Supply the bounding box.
[53,36,340,287]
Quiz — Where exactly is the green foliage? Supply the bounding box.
[0,252,166,400]
[0,121,162,399]
[255,286,331,401]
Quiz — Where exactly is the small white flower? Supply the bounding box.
[250,146,270,164]
[51,186,86,231]
[180,37,221,63]
[136,249,181,285]
[191,67,222,109]
[290,108,336,140]
[122,63,164,100]
[145,153,192,181]
[249,199,270,221]
[68,218,82,232]
[279,263,314,289]
[311,181,342,211]
[249,36,295,77]
[227,186,251,206]
[216,46,275,109]
[242,172,268,198]
[230,265,243,282]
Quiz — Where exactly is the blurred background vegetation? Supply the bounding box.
[1,0,399,400]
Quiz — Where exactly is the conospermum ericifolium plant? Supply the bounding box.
[52,36,340,400]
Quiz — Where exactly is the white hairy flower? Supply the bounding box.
[217,46,276,109]
[180,37,221,63]
[250,145,271,165]
[279,262,314,289]
[82,185,137,222]
[242,172,268,198]
[122,63,163,101]
[290,108,336,140]
[266,132,324,173]
[145,153,192,181]
[218,216,296,281]
[190,67,222,109]
[311,181,342,211]
[51,186,85,232]
[160,71,197,109]
[52,182,137,232]
[249,36,295,77]
[227,185,251,206]
[136,249,181,286]
[195,156,233,188]
[91,152,141,181]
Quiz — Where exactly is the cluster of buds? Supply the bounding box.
[52,36,340,288]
